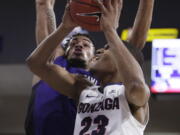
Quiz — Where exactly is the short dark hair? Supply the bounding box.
[63,33,95,51]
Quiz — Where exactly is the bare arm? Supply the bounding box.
[27,4,82,99]
[128,0,154,49]
[98,0,150,107]
[35,0,64,58]
[106,29,150,107]
[27,24,75,97]
[33,0,64,86]
[35,0,56,44]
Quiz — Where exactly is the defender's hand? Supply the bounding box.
[35,0,55,8]
[61,3,78,30]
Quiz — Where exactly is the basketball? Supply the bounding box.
[69,0,105,32]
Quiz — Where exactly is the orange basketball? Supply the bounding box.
[69,0,104,32]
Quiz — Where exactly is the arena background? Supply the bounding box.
[0,0,180,134]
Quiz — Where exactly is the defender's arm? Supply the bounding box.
[26,5,81,99]
[128,0,154,49]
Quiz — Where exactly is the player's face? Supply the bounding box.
[89,45,116,73]
[66,36,94,63]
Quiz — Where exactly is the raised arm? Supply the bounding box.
[35,0,65,59]
[97,0,149,107]
[26,4,82,99]
[33,0,63,86]
[128,0,154,49]
[35,0,56,44]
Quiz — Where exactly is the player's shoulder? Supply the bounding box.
[102,83,125,96]
[53,56,68,67]
[103,83,124,90]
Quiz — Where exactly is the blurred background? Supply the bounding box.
[0,0,180,135]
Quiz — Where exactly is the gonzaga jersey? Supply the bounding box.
[74,83,149,135]
[25,56,98,135]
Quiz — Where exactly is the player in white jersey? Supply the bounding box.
[73,2,150,134]
[74,84,149,135]
[26,0,151,134]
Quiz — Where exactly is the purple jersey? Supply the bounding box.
[25,56,98,135]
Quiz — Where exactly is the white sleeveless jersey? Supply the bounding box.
[73,83,149,135]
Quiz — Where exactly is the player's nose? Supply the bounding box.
[75,43,83,49]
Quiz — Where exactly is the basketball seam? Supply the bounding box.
[70,9,100,26]
[70,0,101,31]
[70,2,100,25]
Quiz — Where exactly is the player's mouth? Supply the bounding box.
[73,48,83,56]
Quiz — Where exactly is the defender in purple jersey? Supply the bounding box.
[25,31,97,135]
[25,55,98,135]
[25,0,96,135]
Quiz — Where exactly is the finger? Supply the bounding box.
[118,0,123,18]
[111,0,116,7]
[65,2,70,11]
[113,0,122,11]
[105,0,112,10]
[67,0,72,7]
[113,0,122,9]
[118,0,123,9]
[51,0,56,7]
[96,0,107,13]
[116,0,123,16]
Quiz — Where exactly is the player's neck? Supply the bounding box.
[68,58,87,69]
[93,70,117,87]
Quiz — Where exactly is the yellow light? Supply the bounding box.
[121,28,179,42]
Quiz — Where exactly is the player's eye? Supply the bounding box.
[96,49,104,55]
[70,42,76,47]
[84,44,90,48]
[104,44,109,50]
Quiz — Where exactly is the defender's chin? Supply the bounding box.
[68,58,87,68]
[71,54,85,61]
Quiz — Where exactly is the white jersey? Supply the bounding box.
[73,83,149,135]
